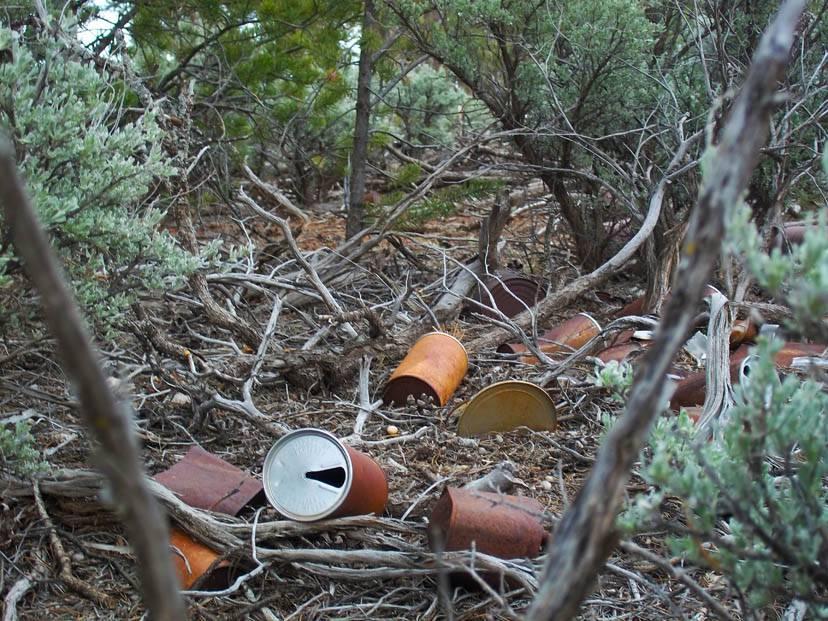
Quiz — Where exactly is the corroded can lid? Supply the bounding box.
[262,428,353,522]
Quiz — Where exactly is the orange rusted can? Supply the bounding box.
[670,342,827,410]
[169,528,230,590]
[262,428,387,521]
[384,332,468,406]
[428,487,547,559]
[498,313,601,363]
[730,318,759,347]
[596,340,651,364]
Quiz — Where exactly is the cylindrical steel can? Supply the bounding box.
[428,487,547,559]
[384,332,468,406]
[497,312,601,362]
[468,269,545,319]
[262,428,388,522]
[170,527,230,590]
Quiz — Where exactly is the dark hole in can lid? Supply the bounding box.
[305,467,346,488]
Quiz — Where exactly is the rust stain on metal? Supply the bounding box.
[428,487,547,559]
[169,527,230,590]
[455,380,556,437]
[384,332,468,406]
[596,341,649,364]
[154,445,264,516]
[497,313,601,363]
[334,445,389,518]
[468,269,546,319]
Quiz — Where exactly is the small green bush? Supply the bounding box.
[0,25,195,331]
[0,420,46,478]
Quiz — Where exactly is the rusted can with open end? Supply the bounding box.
[262,428,387,522]
[670,342,828,410]
[771,221,809,253]
[428,487,547,559]
[384,332,468,406]
[170,528,231,590]
[468,269,545,319]
[497,312,601,363]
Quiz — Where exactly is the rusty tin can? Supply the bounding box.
[428,487,547,559]
[469,269,545,319]
[670,342,826,410]
[170,527,230,590]
[262,428,388,522]
[497,313,601,362]
[771,221,809,253]
[384,332,468,406]
[730,318,759,347]
[455,380,556,437]
[154,445,264,516]
[596,341,649,364]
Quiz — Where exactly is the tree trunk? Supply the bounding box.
[346,0,375,239]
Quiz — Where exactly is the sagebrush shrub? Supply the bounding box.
[629,150,828,614]
[0,25,195,330]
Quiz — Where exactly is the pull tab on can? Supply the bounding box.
[262,428,388,522]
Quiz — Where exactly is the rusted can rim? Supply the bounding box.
[262,428,354,522]
[421,331,469,366]
[574,312,602,332]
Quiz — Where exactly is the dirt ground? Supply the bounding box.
[0,187,743,620]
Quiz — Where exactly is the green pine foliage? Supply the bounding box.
[0,25,195,330]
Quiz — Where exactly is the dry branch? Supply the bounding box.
[526,3,806,618]
[466,126,701,353]
[0,142,187,620]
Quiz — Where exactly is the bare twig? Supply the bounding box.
[242,164,310,222]
[32,482,112,606]
[238,186,359,338]
[2,576,34,621]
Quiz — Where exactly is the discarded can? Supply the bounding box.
[596,340,650,364]
[262,428,387,522]
[730,318,759,346]
[770,221,809,253]
[428,487,547,559]
[154,445,264,517]
[384,332,468,406]
[455,380,556,437]
[615,285,720,318]
[468,269,545,319]
[497,313,601,363]
[670,342,827,410]
[170,527,230,590]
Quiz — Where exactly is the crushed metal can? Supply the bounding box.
[154,445,264,516]
[262,428,388,522]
